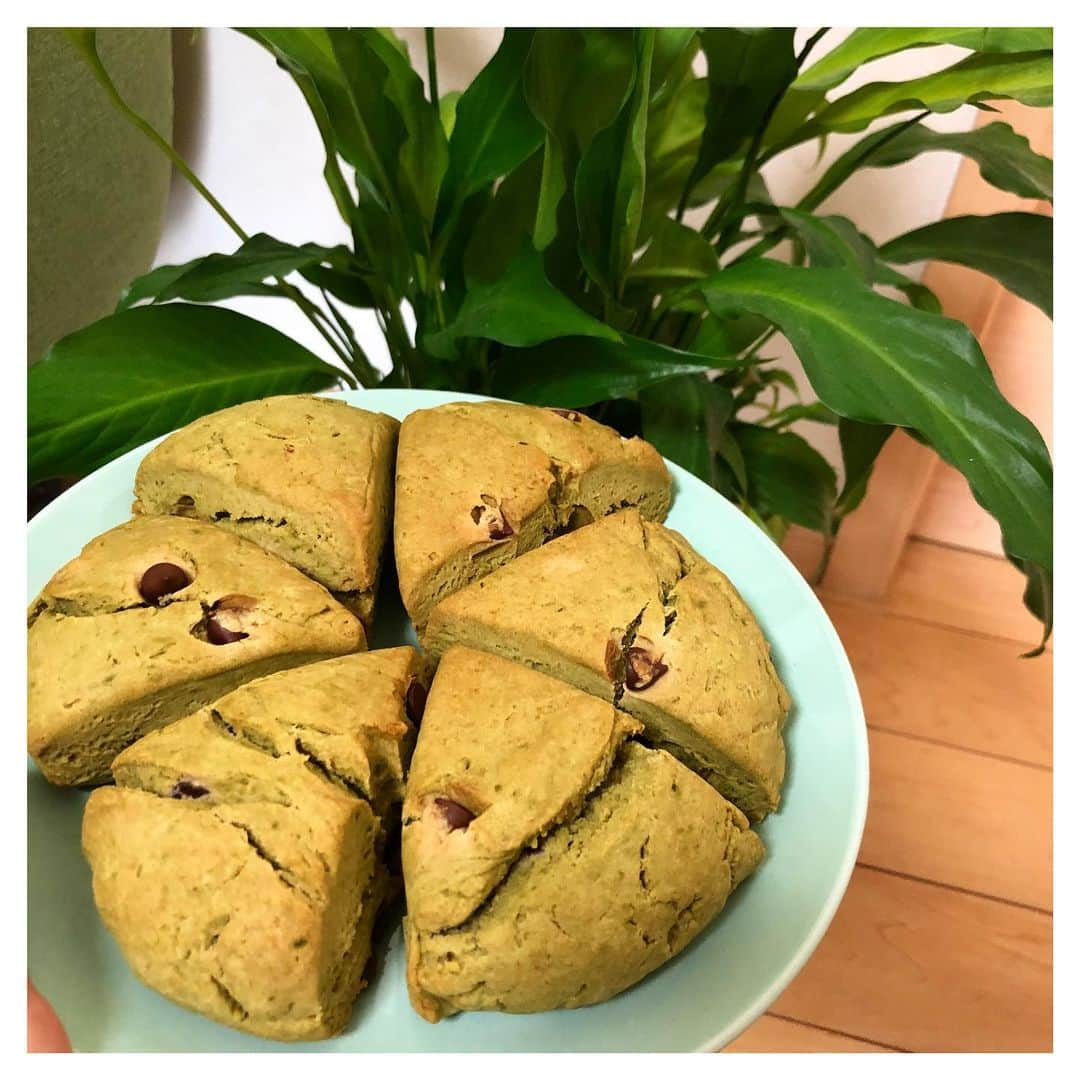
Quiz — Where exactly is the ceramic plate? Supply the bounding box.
[27,388,867,1052]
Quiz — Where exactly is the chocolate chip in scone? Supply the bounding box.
[550,408,582,422]
[434,797,475,831]
[205,618,249,645]
[487,513,514,540]
[469,500,515,541]
[625,642,668,691]
[202,594,257,645]
[139,562,192,606]
[170,778,210,799]
[405,679,428,725]
[604,638,621,681]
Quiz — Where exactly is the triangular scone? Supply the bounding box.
[394,400,671,628]
[406,741,763,1021]
[28,516,365,787]
[423,510,790,821]
[402,647,640,933]
[133,394,398,627]
[82,650,424,1041]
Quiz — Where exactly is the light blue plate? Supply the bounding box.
[27,388,867,1052]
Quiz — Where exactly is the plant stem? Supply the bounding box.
[68,29,363,378]
[425,29,440,108]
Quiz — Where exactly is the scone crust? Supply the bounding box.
[28,515,365,786]
[133,395,399,615]
[394,400,671,627]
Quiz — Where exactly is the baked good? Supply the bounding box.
[423,509,790,821]
[403,647,762,1020]
[28,515,365,787]
[394,400,671,628]
[82,648,425,1041]
[402,646,641,934]
[132,394,398,627]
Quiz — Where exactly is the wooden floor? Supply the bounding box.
[724,530,1053,1053]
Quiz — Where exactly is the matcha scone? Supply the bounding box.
[423,509,790,821]
[402,646,641,934]
[405,710,762,1020]
[82,649,424,1041]
[133,394,398,627]
[28,515,365,787]
[394,400,671,628]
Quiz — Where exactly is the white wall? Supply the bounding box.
[157,28,978,469]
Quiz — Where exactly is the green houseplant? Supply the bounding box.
[28,27,1053,650]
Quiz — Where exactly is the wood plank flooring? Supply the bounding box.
[724,534,1053,1053]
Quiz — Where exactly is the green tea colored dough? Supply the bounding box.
[82,649,424,1041]
[133,394,399,627]
[406,740,763,1020]
[28,515,365,787]
[423,509,791,820]
[402,646,640,933]
[394,400,671,629]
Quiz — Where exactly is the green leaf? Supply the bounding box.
[732,422,838,533]
[117,234,350,310]
[836,418,894,517]
[640,374,734,484]
[425,251,619,359]
[691,312,771,357]
[524,29,637,248]
[492,334,724,408]
[1009,556,1052,656]
[650,29,698,101]
[575,30,655,300]
[695,262,1053,590]
[334,29,447,246]
[796,27,1053,91]
[28,305,342,483]
[873,260,942,314]
[628,215,719,286]
[780,209,876,281]
[435,30,543,234]
[801,120,1053,211]
[439,91,462,138]
[880,212,1052,316]
[682,29,798,211]
[463,151,543,285]
[765,402,839,429]
[782,51,1053,149]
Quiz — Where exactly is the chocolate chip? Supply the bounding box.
[487,515,514,540]
[170,779,209,799]
[550,408,582,422]
[405,680,427,725]
[625,646,669,691]
[205,617,249,645]
[469,500,514,541]
[139,562,191,605]
[604,638,621,681]
[434,797,475,831]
